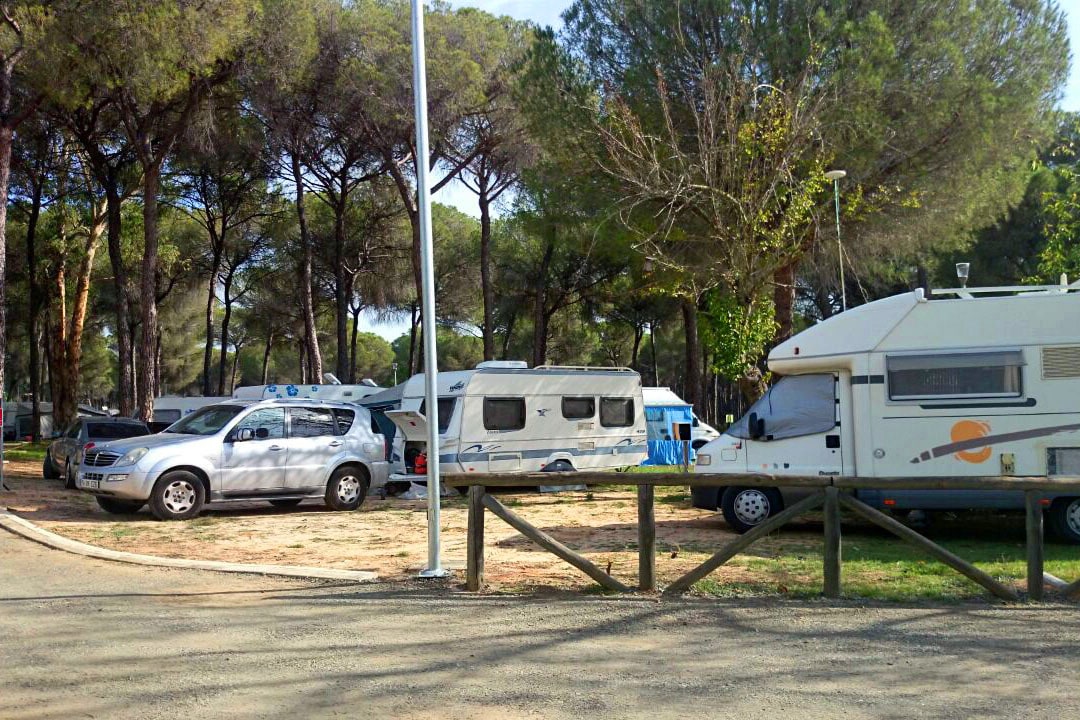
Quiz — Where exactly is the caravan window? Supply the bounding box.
[419,398,457,434]
[600,397,635,428]
[562,396,595,419]
[484,397,526,431]
[887,351,1024,401]
[728,374,836,440]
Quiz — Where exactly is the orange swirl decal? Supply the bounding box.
[910,421,1080,464]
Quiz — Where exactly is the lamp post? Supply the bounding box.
[392,361,399,386]
[410,0,447,578]
[824,169,847,312]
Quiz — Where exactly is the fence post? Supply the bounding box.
[1025,490,1044,602]
[823,486,842,598]
[637,483,656,591]
[467,485,485,591]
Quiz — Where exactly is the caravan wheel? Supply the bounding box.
[720,487,782,534]
[543,460,575,472]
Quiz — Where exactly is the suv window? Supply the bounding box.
[87,423,147,440]
[333,409,356,435]
[233,408,285,441]
[65,423,82,439]
[289,407,336,438]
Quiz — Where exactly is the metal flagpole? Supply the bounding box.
[411,0,447,578]
[824,169,847,312]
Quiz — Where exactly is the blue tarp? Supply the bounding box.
[643,404,696,465]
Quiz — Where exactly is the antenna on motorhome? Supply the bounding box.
[955,262,970,288]
[824,169,847,311]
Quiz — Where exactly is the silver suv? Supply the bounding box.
[75,399,389,520]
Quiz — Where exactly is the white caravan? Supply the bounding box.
[233,380,383,403]
[693,281,1080,543]
[641,387,720,449]
[362,362,648,486]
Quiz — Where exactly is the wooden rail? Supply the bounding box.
[446,472,1080,601]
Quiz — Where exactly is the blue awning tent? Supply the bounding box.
[643,403,696,465]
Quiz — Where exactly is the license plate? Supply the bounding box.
[80,475,100,490]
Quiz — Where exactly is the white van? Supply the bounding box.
[641,387,720,449]
[693,281,1080,542]
[363,362,648,485]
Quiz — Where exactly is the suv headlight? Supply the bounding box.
[116,448,149,467]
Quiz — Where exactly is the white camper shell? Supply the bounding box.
[233,382,383,403]
[693,281,1080,542]
[363,362,648,485]
[641,387,720,449]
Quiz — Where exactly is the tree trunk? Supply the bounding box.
[24,172,42,439]
[230,343,241,394]
[59,208,103,429]
[630,324,643,372]
[299,337,308,385]
[216,271,234,397]
[349,303,361,384]
[407,303,418,375]
[649,321,659,387]
[137,162,161,422]
[0,125,11,403]
[202,244,222,396]
[261,329,274,385]
[291,151,322,382]
[49,257,68,433]
[105,180,134,416]
[479,186,495,361]
[334,180,349,379]
[531,239,555,367]
[501,308,517,360]
[682,298,702,415]
[773,262,796,345]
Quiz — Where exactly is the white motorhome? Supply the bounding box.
[233,380,383,404]
[362,361,648,486]
[693,281,1080,543]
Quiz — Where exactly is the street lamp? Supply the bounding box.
[392,361,399,386]
[410,0,447,578]
[824,169,847,312]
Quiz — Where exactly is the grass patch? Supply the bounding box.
[684,516,1080,601]
[4,441,49,462]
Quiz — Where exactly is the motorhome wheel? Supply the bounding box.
[720,487,782,534]
[1048,497,1080,545]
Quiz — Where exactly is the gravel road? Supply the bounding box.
[1,529,1078,719]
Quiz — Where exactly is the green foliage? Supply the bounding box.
[700,292,778,381]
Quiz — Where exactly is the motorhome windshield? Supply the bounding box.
[728,374,835,440]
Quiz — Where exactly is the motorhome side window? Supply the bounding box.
[600,397,634,427]
[562,396,595,419]
[484,397,526,431]
[419,398,457,433]
[886,351,1024,401]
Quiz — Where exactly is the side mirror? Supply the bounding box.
[748,412,766,440]
[235,427,255,442]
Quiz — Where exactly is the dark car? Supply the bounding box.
[44,418,151,488]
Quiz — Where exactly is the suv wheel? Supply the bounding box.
[42,454,60,480]
[325,465,369,511]
[96,497,145,515]
[149,471,206,521]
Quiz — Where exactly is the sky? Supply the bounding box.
[362,0,1080,342]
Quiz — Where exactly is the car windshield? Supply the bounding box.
[163,405,245,435]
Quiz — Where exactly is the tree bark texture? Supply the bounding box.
[682,298,702,414]
[106,174,134,416]
[479,184,495,361]
[292,152,322,383]
[136,162,161,423]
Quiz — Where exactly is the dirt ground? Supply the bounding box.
[3,460,780,591]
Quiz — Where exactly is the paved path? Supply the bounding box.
[1,530,1078,719]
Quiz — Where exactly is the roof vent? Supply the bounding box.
[1042,346,1080,379]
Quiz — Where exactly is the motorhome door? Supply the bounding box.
[743,373,843,477]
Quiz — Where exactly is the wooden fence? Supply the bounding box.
[443,472,1080,602]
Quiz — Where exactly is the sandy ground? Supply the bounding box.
[3,529,1079,720]
[2,460,796,590]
